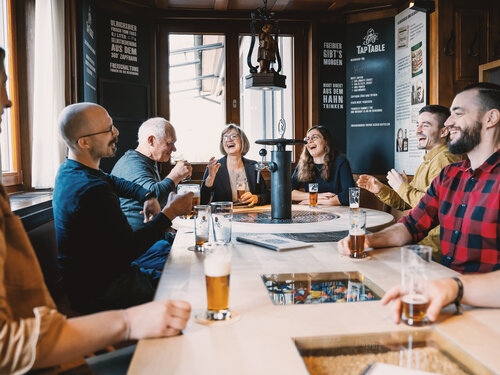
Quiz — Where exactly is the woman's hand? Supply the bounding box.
[204,157,221,188]
[317,195,340,206]
[318,192,335,199]
[239,192,258,207]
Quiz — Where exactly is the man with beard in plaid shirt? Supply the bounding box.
[339,82,500,274]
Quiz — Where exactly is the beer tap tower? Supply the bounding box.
[255,119,306,220]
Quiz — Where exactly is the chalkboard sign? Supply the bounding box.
[95,9,151,172]
[346,18,395,174]
[318,23,346,153]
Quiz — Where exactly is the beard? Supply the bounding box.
[448,120,482,154]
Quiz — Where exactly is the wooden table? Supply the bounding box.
[127,206,500,375]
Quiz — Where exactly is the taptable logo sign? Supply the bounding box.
[357,28,386,54]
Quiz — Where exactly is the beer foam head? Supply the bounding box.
[349,228,365,236]
[402,294,428,304]
[204,256,230,277]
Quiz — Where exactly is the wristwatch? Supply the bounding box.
[451,276,463,315]
[143,191,157,203]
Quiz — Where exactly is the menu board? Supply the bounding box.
[346,18,395,174]
[394,9,427,174]
[318,23,346,153]
[80,0,97,102]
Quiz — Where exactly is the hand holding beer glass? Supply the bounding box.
[203,242,232,321]
[309,183,318,207]
[348,209,366,258]
[193,205,210,251]
[349,187,360,211]
[171,152,191,182]
[401,245,432,326]
[177,184,200,218]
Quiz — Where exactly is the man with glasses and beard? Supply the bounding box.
[54,103,193,313]
[339,82,500,274]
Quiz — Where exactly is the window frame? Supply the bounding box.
[2,0,22,190]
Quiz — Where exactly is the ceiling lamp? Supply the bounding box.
[409,0,435,13]
[245,0,286,90]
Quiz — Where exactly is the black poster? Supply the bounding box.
[79,0,97,102]
[346,18,395,174]
[96,10,151,172]
[318,23,346,153]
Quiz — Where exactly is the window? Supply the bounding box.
[168,34,226,162]
[160,21,305,165]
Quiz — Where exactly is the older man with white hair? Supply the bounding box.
[112,117,192,231]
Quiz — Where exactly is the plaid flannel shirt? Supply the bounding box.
[400,149,500,273]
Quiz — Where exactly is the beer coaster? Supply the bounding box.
[193,311,241,326]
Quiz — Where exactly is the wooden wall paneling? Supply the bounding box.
[454,8,487,82]
[293,23,308,161]
[14,0,35,191]
[149,21,158,116]
[487,0,500,62]
[308,21,319,129]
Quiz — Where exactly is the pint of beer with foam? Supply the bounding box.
[203,242,232,321]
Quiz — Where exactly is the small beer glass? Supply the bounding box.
[203,242,232,321]
[177,184,200,218]
[211,202,233,243]
[349,187,360,211]
[236,178,247,200]
[309,183,319,207]
[193,205,211,251]
[348,209,366,258]
[171,152,191,182]
[401,245,432,327]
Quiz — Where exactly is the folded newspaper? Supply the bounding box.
[236,234,312,251]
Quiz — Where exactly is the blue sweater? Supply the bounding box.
[291,155,355,205]
[111,150,176,231]
[53,159,171,308]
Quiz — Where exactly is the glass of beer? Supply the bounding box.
[211,201,233,243]
[401,245,432,327]
[236,178,247,200]
[194,205,211,251]
[171,152,191,182]
[203,242,232,321]
[177,184,200,218]
[309,183,318,207]
[349,187,360,211]
[348,209,366,258]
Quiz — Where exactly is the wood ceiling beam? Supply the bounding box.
[214,0,229,11]
[155,0,169,9]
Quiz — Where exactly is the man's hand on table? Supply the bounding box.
[337,234,373,256]
[162,192,194,221]
[381,278,459,324]
[125,300,191,339]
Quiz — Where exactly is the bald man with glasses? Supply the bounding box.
[54,103,192,313]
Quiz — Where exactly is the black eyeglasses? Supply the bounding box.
[77,125,114,143]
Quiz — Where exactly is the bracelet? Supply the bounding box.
[121,309,131,341]
[451,277,463,315]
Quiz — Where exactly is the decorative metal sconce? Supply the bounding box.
[245,0,286,90]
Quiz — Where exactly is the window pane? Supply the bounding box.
[239,35,294,161]
[168,34,226,162]
[0,0,13,173]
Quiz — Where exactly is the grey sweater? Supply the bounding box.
[111,150,176,231]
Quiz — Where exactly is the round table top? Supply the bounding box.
[173,204,394,234]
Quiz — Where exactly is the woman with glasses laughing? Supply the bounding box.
[201,123,270,206]
[291,125,355,206]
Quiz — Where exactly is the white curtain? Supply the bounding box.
[31,0,66,188]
